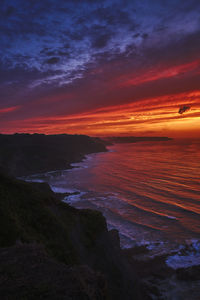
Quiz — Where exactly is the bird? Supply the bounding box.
[178,105,190,114]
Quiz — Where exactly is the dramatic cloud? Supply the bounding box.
[0,0,200,137]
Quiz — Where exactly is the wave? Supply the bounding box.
[166,240,200,269]
[26,139,200,266]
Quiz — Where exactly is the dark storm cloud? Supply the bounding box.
[0,0,140,88]
[45,57,60,65]
[89,25,113,49]
[92,34,111,48]
[93,5,136,27]
[4,5,15,17]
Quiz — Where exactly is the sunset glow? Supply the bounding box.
[0,1,200,138]
[2,90,200,138]
[1,2,200,294]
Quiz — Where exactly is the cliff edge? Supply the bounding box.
[0,172,145,299]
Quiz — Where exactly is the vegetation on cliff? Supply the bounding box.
[0,134,198,299]
[0,172,143,299]
[0,133,107,177]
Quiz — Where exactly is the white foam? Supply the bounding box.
[166,253,200,269]
[46,169,69,175]
[63,191,86,204]
[50,186,77,193]
[188,239,200,252]
[70,163,82,168]
[166,240,200,269]
[24,179,45,183]
[70,162,89,170]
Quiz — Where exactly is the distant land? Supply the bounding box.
[0,133,172,177]
[0,133,199,299]
[0,133,106,177]
[104,136,172,144]
[0,133,146,299]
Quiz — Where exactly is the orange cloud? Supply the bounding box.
[2,90,199,138]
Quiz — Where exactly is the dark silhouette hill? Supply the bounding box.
[0,172,144,299]
[0,133,106,177]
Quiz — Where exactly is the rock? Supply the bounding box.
[0,172,144,299]
[176,265,200,281]
[108,229,121,248]
[0,243,107,300]
[0,133,107,177]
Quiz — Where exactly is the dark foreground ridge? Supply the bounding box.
[0,172,145,299]
[0,133,107,177]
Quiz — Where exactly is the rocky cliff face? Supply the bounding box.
[0,133,107,177]
[0,244,107,300]
[0,172,145,299]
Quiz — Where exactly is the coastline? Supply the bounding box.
[0,171,144,299]
[20,171,200,299]
[1,134,200,299]
[24,141,200,270]
[0,133,107,177]
[48,143,200,298]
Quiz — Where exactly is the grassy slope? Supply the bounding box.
[0,244,107,300]
[0,172,142,299]
[0,134,107,176]
[0,173,106,264]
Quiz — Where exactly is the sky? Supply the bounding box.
[0,0,200,137]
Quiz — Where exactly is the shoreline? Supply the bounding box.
[1,134,200,298]
[24,173,200,273]
[0,133,107,177]
[2,168,200,299]
[24,176,200,298]
[23,148,200,272]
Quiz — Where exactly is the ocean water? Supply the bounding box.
[26,139,200,268]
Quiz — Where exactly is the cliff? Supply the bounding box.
[0,172,145,299]
[0,134,197,299]
[0,133,107,177]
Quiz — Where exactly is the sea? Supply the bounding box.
[25,138,200,269]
